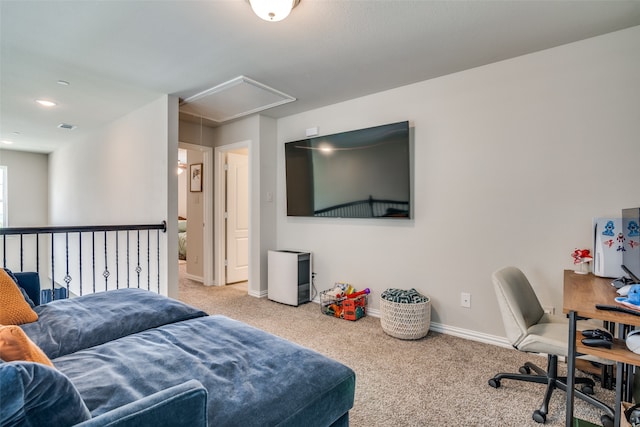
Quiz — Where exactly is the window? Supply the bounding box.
[0,165,6,227]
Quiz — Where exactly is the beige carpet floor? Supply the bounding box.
[178,268,616,426]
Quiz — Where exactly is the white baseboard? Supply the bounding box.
[366,307,512,349]
[428,322,512,349]
[249,289,268,298]
[185,273,204,283]
[270,296,512,349]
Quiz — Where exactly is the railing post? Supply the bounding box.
[79,232,83,296]
[126,230,130,289]
[19,234,23,271]
[115,232,119,289]
[157,228,161,294]
[103,231,109,290]
[35,235,39,274]
[147,230,151,291]
[50,232,55,294]
[64,232,71,296]
[136,230,141,287]
[92,232,96,294]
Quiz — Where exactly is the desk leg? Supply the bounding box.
[616,362,623,427]
[567,310,577,427]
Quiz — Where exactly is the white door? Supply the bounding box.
[225,152,249,284]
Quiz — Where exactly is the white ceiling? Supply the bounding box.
[1,0,640,153]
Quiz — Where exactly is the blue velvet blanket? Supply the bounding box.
[53,315,356,427]
[21,288,207,359]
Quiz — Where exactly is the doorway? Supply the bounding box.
[215,141,250,287]
[178,142,214,286]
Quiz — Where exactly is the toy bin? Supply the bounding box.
[320,288,367,321]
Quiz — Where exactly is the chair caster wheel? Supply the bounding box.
[488,378,500,388]
[532,410,546,424]
[519,365,531,375]
[581,384,594,395]
[600,414,613,427]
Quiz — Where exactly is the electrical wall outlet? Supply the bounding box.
[461,292,471,308]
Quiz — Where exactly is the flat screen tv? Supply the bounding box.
[284,121,411,219]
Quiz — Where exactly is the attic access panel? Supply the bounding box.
[179,76,296,123]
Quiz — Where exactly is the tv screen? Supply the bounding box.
[284,121,411,219]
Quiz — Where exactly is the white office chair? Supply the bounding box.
[488,266,614,425]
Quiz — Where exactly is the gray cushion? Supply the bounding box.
[54,315,355,427]
[21,288,207,359]
[0,361,91,426]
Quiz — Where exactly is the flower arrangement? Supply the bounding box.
[572,248,593,274]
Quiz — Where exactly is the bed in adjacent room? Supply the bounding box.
[178,217,187,260]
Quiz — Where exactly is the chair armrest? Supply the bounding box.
[74,380,208,427]
[14,272,41,306]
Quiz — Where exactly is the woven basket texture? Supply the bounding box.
[380,296,431,340]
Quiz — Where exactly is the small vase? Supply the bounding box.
[574,262,589,275]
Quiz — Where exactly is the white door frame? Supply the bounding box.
[179,142,214,286]
[215,140,251,287]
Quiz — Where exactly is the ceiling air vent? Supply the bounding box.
[57,123,76,130]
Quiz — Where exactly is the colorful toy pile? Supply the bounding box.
[320,283,369,321]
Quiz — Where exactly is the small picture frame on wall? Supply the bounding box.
[190,163,203,192]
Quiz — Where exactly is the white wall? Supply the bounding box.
[49,95,179,297]
[0,150,49,272]
[258,116,278,295]
[276,26,640,339]
[0,150,48,227]
[213,115,278,297]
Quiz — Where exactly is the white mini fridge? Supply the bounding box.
[268,250,312,306]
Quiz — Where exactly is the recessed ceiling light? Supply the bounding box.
[36,99,57,107]
[57,80,70,86]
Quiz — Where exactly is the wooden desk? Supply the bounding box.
[563,270,640,427]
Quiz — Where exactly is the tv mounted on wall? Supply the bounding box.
[284,121,411,219]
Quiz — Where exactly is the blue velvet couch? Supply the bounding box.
[1,272,356,427]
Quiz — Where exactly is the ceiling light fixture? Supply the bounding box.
[248,0,300,22]
[1,140,14,145]
[35,99,57,107]
[177,161,187,175]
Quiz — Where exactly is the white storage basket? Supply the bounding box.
[380,295,431,340]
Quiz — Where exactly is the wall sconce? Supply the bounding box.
[248,0,300,22]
